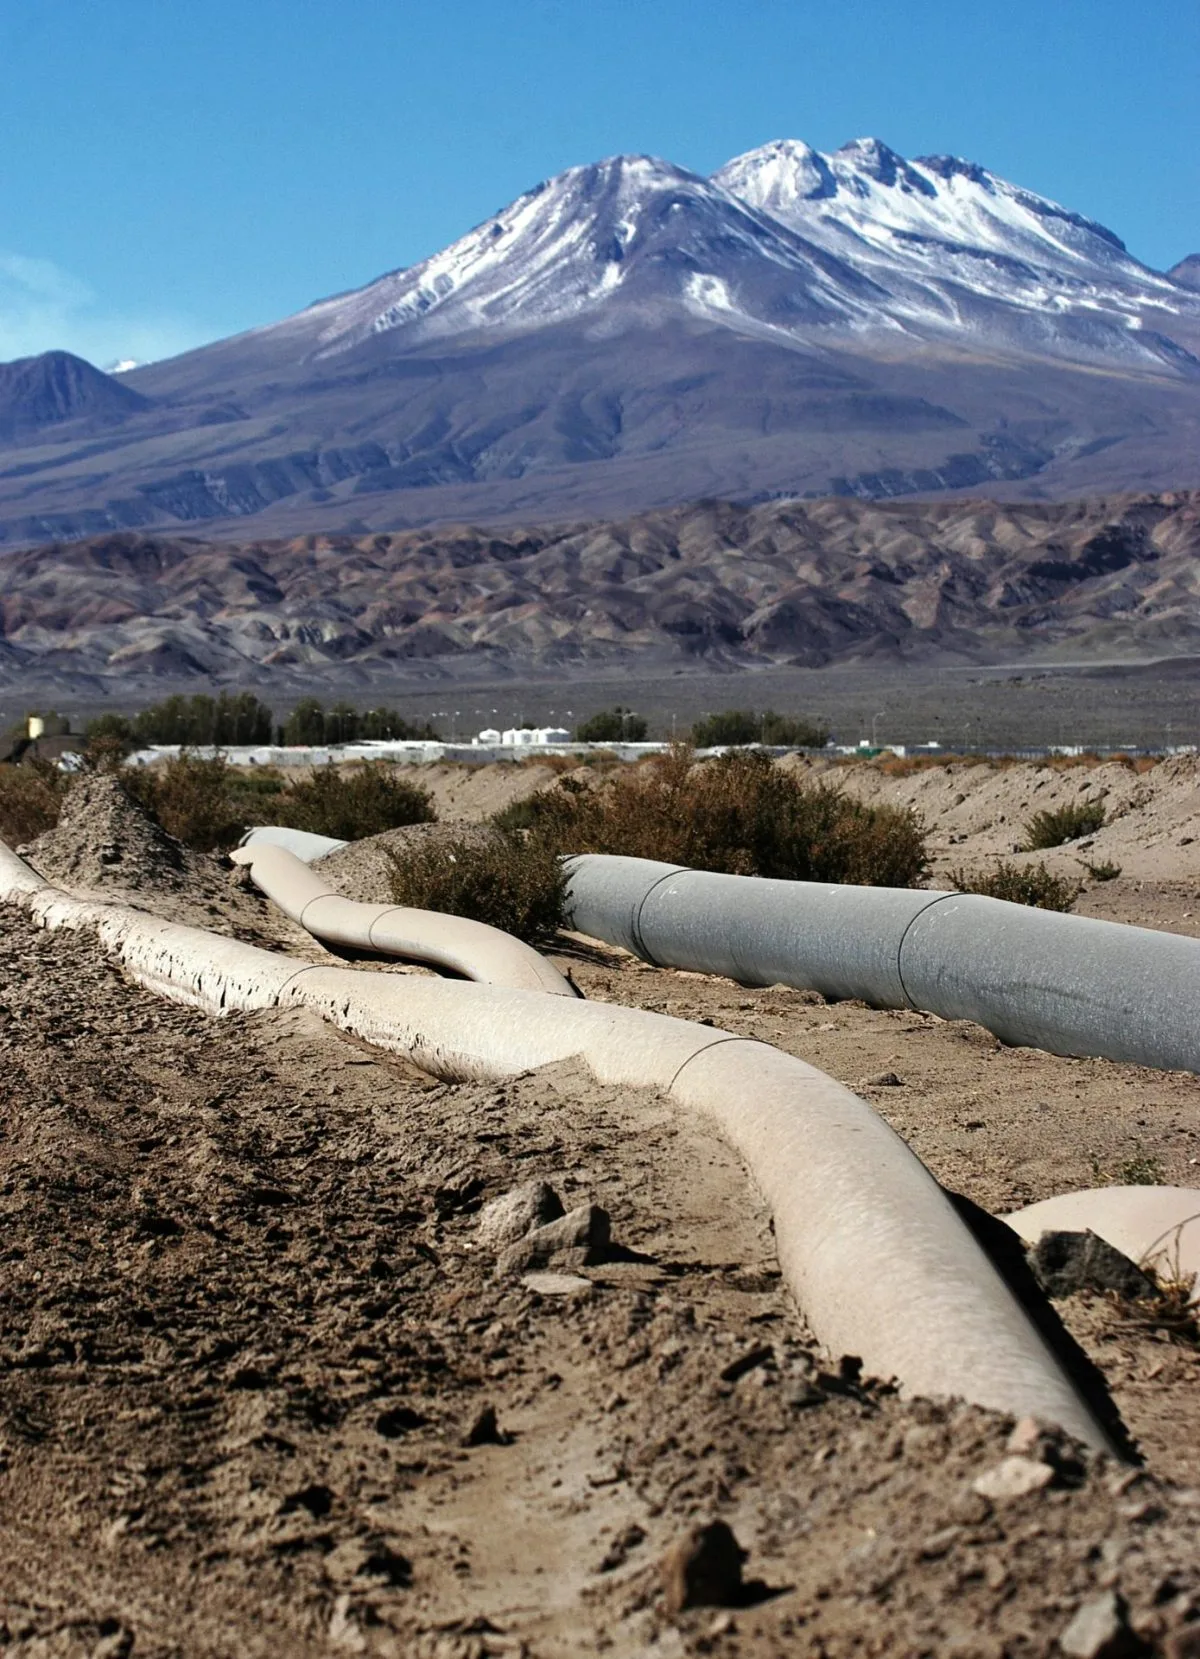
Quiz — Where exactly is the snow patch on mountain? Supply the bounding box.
[247,138,1199,379]
[713,138,1178,321]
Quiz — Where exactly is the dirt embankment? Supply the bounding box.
[816,754,1200,936]
[2,760,1200,1655]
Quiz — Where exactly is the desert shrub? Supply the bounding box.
[83,713,137,755]
[1114,1148,1166,1187]
[273,763,435,841]
[575,707,648,743]
[1082,859,1122,882]
[122,752,247,852]
[515,747,928,886]
[121,754,433,852]
[950,860,1082,912]
[0,759,71,844]
[385,829,567,944]
[691,708,828,749]
[1022,798,1106,849]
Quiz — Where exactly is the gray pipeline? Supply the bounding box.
[0,836,1116,1451]
[564,856,1200,1073]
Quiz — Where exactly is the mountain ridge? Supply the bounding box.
[3,491,1198,696]
[2,137,1199,544]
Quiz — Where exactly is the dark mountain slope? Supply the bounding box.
[1169,255,1200,293]
[0,351,152,442]
[2,492,1198,694]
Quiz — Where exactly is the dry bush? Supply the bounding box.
[122,753,247,852]
[1022,798,1106,849]
[124,756,435,852]
[273,763,435,842]
[515,747,929,886]
[0,759,71,845]
[1040,752,1105,772]
[950,859,1082,911]
[385,829,566,944]
[1081,858,1122,882]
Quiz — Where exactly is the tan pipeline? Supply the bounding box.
[1006,1187,1200,1301]
[0,837,1117,1452]
[230,841,575,997]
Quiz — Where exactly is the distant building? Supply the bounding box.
[498,727,572,747]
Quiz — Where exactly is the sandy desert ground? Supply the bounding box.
[2,755,1199,1657]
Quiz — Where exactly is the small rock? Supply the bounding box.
[328,1593,367,1653]
[521,1271,594,1297]
[92,1627,134,1659]
[719,1344,774,1384]
[496,1203,610,1275]
[1007,1414,1048,1455]
[918,1525,962,1559]
[948,1487,992,1526]
[661,1520,746,1614]
[859,1070,904,1088]
[1028,1230,1157,1301]
[598,1522,646,1573]
[1059,1590,1141,1658]
[477,1181,565,1250]
[463,1402,505,1446]
[971,1456,1055,1500]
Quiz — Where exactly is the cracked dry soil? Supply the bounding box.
[2,877,1200,1654]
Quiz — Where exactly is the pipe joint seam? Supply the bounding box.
[666,1032,765,1093]
[894,891,960,1011]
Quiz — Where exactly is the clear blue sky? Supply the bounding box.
[2,0,1197,366]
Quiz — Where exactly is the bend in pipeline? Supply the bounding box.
[0,836,1120,1451]
[238,841,575,997]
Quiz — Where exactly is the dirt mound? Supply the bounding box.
[2,907,1199,1657]
[316,819,502,904]
[25,773,316,951]
[27,771,191,892]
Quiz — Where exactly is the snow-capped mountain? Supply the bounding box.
[2,139,1199,545]
[270,153,886,356]
[255,138,1197,377]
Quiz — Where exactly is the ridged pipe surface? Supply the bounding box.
[0,837,1116,1452]
[564,855,1200,1073]
[231,842,575,997]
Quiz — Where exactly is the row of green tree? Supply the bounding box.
[21,697,826,752]
[574,706,828,748]
[80,694,440,751]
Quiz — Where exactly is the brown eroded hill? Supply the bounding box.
[1,491,1199,693]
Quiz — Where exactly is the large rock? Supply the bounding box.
[660,1521,746,1614]
[495,1203,610,1276]
[477,1181,565,1251]
[1059,1590,1142,1658]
